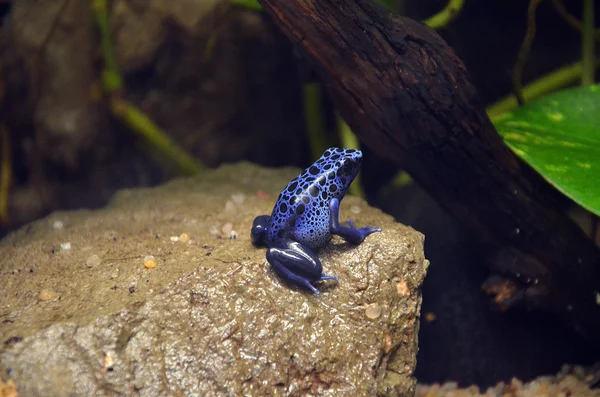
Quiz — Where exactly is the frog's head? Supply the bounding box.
[321,147,362,189]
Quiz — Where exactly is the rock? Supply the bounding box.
[0,163,428,396]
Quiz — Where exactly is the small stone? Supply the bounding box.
[110,268,120,279]
[221,222,233,234]
[365,303,382,319]
[383,332,393,353]
[231,193,246,205]
[350,205,361,214]
[39,289,55,301]
[52,220,64,230]
[144,256,157,269]
[170,236,179,242]
[86,254,102,268]
[60,242,71,251]
[396,279,410,296]
[103,352,115,372]
[230,230,238,240]
[209,225,219,236]
[178,233,190,243]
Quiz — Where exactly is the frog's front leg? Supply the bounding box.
[266,239,338,295]
[329,198,382,244]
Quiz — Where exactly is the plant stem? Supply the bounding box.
[111,99,204,176]
[424,0,465,30]
[512,0,543,106]
[582,0,596,86]
[487,61,593,121]
[92,0,123,93]
[92,0,204,175]
[552,0,600,42]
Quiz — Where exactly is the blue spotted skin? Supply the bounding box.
[251,147,382,294]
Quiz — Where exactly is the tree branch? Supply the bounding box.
[257,0,600,341]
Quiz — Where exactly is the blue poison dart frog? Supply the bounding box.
[251,147,382,294]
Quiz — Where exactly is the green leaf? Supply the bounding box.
[231,0,262,10]
[495,85,600,216]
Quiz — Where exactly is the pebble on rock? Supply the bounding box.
[39,289,55,301]
[365,303,382,319]
[396,279,410,297]
[178,232,190,243]
[86,254,102,268]
[144,256,157,269]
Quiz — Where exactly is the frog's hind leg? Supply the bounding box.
[328,198,381,244]
[269,259,321,295]
[266,242,328,294]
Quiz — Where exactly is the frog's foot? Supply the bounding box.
[328,198,382,245]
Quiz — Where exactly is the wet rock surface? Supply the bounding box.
[0,163,428,396]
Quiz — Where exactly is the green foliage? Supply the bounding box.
[230,0,262,10]
[495,85,600,216]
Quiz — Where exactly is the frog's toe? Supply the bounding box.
[361,226,381,234]
[320,273,338,282]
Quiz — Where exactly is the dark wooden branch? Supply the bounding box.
[257,0,600,341]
